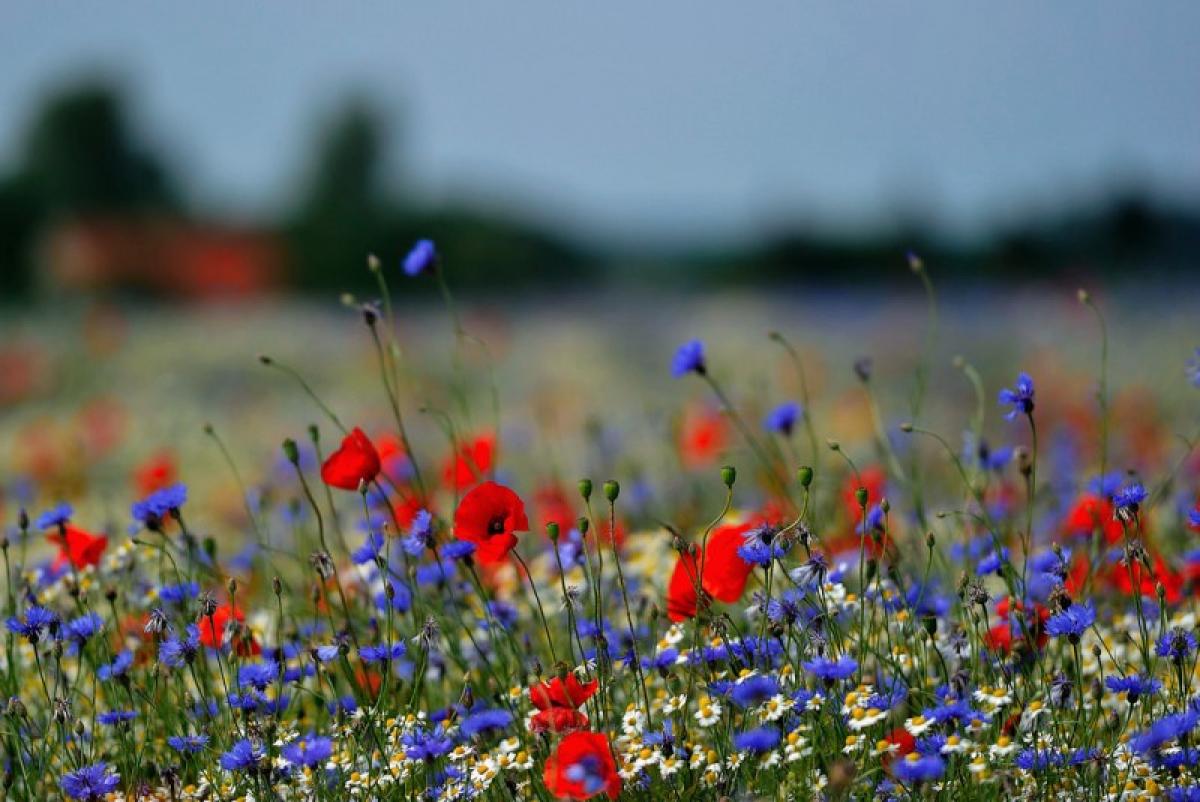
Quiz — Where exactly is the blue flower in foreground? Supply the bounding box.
[131,484,188,528]
[35,502,73,530]
[6,605,59,642]
[159,624,201,668]
[733,726,780,753]
[159,581,201,605]
[403,239,438,276]
[98,650,134,681]
[730,675,780,708]
[460,708,513,737]
[61,762,120,800]
[1157,628,1198,662]
[66,612,104,642]
[360,642,407,663]
[219,739,264,772]
[893,753,945,783]
[802,655,857,682]
[282,733,334,767]
[1113,483,1148,517]
[167,734,209,753]
[1045,603,1095,642]
[237,660,279,691]
[998,372,1035,420]
[1129,711,1200,754]
[1105,674,1161,703]
[670,340,706,378]
[737,525,787,567]
[440,541,476,561]
[97,710,137,726]
[763,402,801,436]
[402,725,453,761]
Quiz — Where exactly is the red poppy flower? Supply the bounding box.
[881,726,916,770]
[665,521,758,622]
[393,493,433,530]
[679,407,728,469]
[984,597,1048,654]
[443,434,495,491]
[1104,551,1183,604]
[543,731,621,800]
[1063,494,1123,544]
[133,451,177,497]
[48,525,108,571]
[535,484,577,536]
[374,433,413,484]
[840,465,886,521]
[198,603,260,656]
[454,481,529,563]
[320,428,381,491]
[532,707,590,734]
[530,674,598,710]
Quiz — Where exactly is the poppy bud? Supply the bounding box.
[1016,447,1032,477]
[906,251,924,273]
[104,587,117,602]
[797,466,813,488]
[16,509,28,532]
[577,479,593,501]
[227,577,239,597]
[273,576,283,597]
[720,465,737,488]
[854,487,868,508]
[367,253,381,273]
[282,438,300,465]
[826,439,841,452]
[926,532,936,549]
[357,478,368,495]
[899,422,913,433]
[603,480,619,502]
[546,522,560,542]
[1077,288,1090,304]
[258,354,273,365]
[880,497,890,514]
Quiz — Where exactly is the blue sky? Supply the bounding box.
[2,2,1198,245]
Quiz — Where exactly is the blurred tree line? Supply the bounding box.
[1,82,1197,299]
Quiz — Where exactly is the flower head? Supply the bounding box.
[403,238,437,276]
[219,739,264,772]
[670,340,706,378]
[453,481,529,563]
[763,402,801,436]
[1044,602,1095,643]
[733,726,780,753]
[35,502,73,530]
[998,372,1035,420]
[802,655,858,682]
[282,733,333,767]
[543,731,621,800]
[60,762,120,800]
[320,428,381,491]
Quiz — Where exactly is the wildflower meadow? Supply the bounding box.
[4,245,1200,802]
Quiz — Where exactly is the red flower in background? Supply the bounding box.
[198,603,259,656]
[374,433,413,484]
[48,525,108,570]
[443,434,495,490]
[679,407,728,469]
[1063,494,1123,544]
[531,707,590,734]
[320,428,381,491]
[454,481,529,563]
[840,465,886,521]
[535,484,577,536]
[984,597,1049,655]
[665,521,759,622]
[133,451,177,497]
[543,731,621,800]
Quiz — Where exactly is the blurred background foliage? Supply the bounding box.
[1,82,1197,300]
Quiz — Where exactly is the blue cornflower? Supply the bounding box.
[1187,347,1200,388]
[1130,711,1200,753]
[1045,603,1095,642]
[975,548,1009,575]
[763,402,801,436]
[159,581,201,605]
[802,655,857,682]
[1191,509,1200,529]
[360,642,407,663]
[60,762,121,800]
[641,648,679,672]
[460,708,513,737]
[167,734,210,753]
[351,532,386,564]
[1014,749,1065,772]
[1088,472,1123,499]
[159,624,201,668]
[403,239,438,276]
[66,612,104,642]
[402,725,453,761]
[730,675,780,708]
[282,733,334,767]
[402,510,435,556]
[131,484,188,527]
[1156,628,1198,662]
[1104,674,1161,703]
[237,660,279,691]
[439,541,476,562]
[1113,483,1148,517]
[97,650,133,681]
[670,340,706,378]
[314,644,341,663]
[737,525,787,567]
[733,726,780,753]
[998,372,1035,420]
[219,739,264,772]
[791,553,829,589]
[6,605,59,642]
[97,710,137,726]
[35,502,73,530]
[963,432,1013,472]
